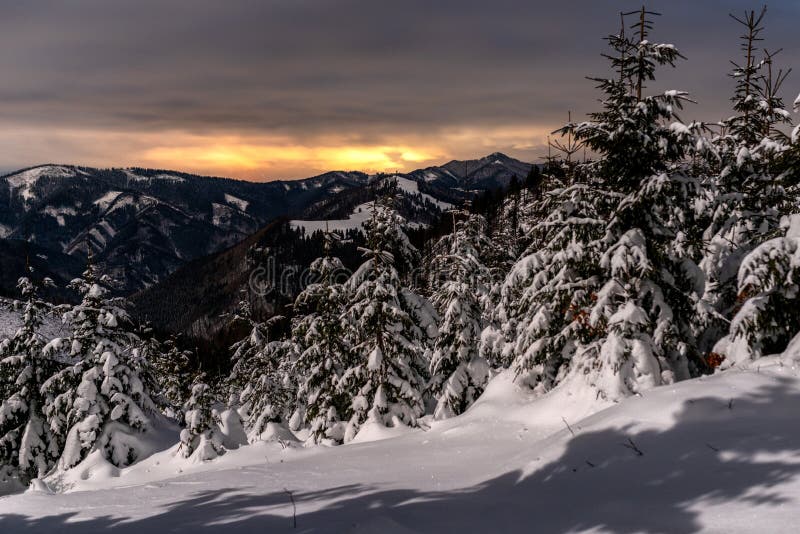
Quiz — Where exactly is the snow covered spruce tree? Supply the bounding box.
[716,91,800,364]
[428,214,491,419]
[502,10,706,400]
[134,330,193,423]
[564,10,707,397]
[237,339,297,441]
[339,196,433,441]
[126,325,190,424]
[179,378,224,461]
[0,272,60,483]
[226,292,270,399]
[226,293,297,441]
[700,7,796,354]
[723,216,800,362]
[292,232,352,444]
[43,264,155,469]
[568,9,709,396]
[152,336,193,421]
[127,325,164,414]
[490,174,620,390]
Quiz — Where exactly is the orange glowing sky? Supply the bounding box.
[0,124,554,180]
[136,126,553,179]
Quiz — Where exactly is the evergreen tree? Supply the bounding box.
[497,9,705,400]
[725,217,800,361]
[129,324,162,412]
[226,292,271,399]
[500,180,619,389]
[719,95,800,364]
[225,291,297,441]
[428,214,491,418]
[339,198,431,442]
[43,265,155,469]
[0,272,61,483]
[238,339,297,441]
[179,379,224,461]
[143,334,193,422]
[701,8,795,354]
[293,233,352,444]
[559,9,705,398]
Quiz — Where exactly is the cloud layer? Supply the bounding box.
[0,0,797,179]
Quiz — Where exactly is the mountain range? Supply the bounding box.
[0,153,532,300]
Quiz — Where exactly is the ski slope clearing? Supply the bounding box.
[2,363,800,533]
[291,202,376,233]
[392,175,453,211]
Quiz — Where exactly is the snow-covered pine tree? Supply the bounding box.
[723,215,800,362]
[140,333,193,422]
[717,91,800,364]
[226,291,270,399]
[499,178,620,391]
[700,8,795,353]
[43,264,155,469]
[238,339,298,441]
[179,378,224,461]
[339,197,431,441]
[292,231,352,444]
[129,324,162,410]
[0,272,61,483]
[560,8,706,398]
[498,10,703,400]
[225,291,297,441]
[158,337,193,418]
[428,214,491,419]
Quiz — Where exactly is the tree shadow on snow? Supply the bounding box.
[3,375,800,533]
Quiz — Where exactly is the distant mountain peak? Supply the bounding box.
[483,151,511,160]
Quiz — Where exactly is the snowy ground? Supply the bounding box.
[2,361,800,533]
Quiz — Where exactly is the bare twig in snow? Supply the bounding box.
[622,438,644,456]
[284,488,297,529]
[561,417,575,436]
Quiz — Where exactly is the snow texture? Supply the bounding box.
[2,365,800,532]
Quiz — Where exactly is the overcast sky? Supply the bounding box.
[0,0,797,180]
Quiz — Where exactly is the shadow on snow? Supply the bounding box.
[2,375,800,533]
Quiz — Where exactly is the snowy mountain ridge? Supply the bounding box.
[409,151,533,190]
[0,155,530,294]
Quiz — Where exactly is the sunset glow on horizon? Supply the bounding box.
[0,124,555,181]
[135,126,555,180]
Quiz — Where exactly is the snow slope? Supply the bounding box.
[2,363,800,533]
[393,175,453,211]
[291,202,376,233]
[6,165,76,205]
[290,176,452,234]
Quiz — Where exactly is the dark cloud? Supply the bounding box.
[0,0,797,177]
